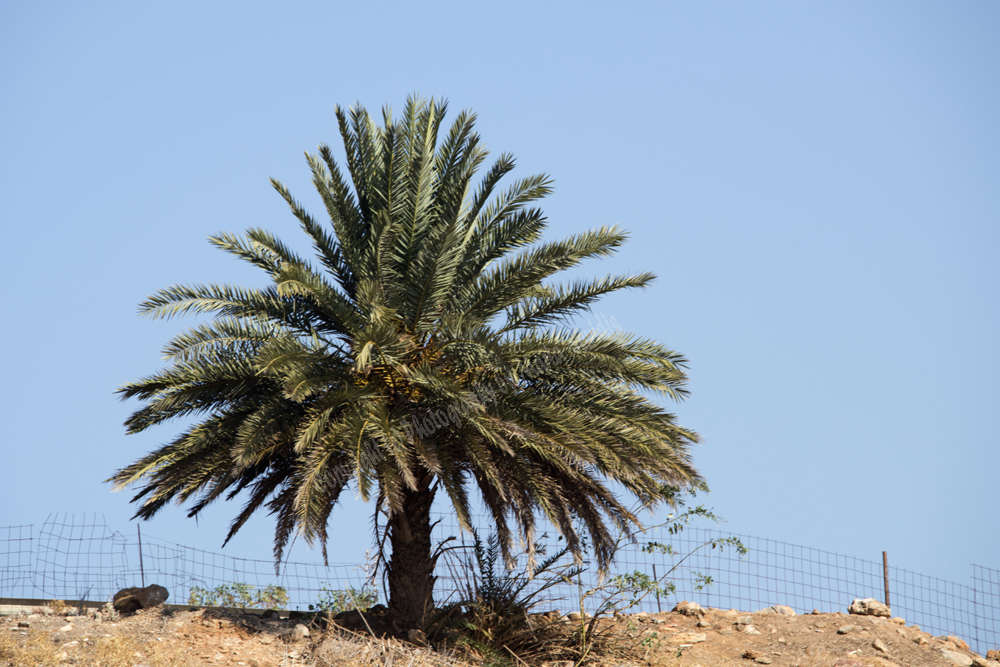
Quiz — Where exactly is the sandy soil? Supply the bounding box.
[1,602,997,667]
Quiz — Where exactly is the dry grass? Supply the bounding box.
[0,628,184,667]
[45,600,69,616]
[314,628,474,667]
[0,629,62,666]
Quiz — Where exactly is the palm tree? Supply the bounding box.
[109,96,702,632]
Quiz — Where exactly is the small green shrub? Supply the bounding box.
[187,582,289,609]
[434,531,580,667]
[309,584,379,614]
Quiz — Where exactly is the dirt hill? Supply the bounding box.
[2,601,997,667]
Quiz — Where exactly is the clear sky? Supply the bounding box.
[2,1,997,593]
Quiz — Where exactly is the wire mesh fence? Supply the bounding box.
[1,513,997,656]
[431,516,1000,655]
[0,514,373,612]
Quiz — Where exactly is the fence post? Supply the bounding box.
[882,551,890,611]
[653,564,661,613]
[137,524,145,588]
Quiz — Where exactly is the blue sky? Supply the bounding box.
[2,1,997,594]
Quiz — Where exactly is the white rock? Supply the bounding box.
[939,649,973,666]
[848,598,891,618]
[757,605,796,616]
[673,600,705,617]
[280,624,310,643]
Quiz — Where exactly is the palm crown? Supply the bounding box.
[110,96,702,629]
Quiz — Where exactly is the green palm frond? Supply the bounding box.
[112,97,703,609]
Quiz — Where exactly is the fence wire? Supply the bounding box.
[1,513,997,656]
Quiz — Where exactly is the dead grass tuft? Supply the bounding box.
[45,599,70,616]
[0,628,184,667]
[315,629,474,667]
[0,630,63,666]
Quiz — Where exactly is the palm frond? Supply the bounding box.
[114,97,704,613]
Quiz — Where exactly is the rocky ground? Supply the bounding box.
[2,600,998,667]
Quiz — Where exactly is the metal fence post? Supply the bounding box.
[882,551,890,611]
[137,524,145,588]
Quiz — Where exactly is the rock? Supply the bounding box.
[939,649,974,666]
[332,610,389,636]
[137,584,169,608]
[17,621,29,628]
[737,615,754,625]
[873,637,890,653]
[673,600,705,618]
[112,587,143,613]
[261,609,279,619]
[837,625,855,634]
[972,657,1000,667]
[113,584,169,613]
[757,605,796,616]
[947,636,970,651]
[833,660,865,667]
[848,598,891,617]
[890,617,906,625]
[58,623,72,632]
[280,624,310,643]
[755,659,773,665]
[697,620,710,628]
[407,628,428,646]
[989,650,1000,661]
[868,659,903,667]
[743,625,762,635]
[334,609,366,632]
[742,650,762,660]
[670,632,707,644]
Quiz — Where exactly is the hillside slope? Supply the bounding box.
[2,602,997,667]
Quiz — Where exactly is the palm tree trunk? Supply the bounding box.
[386,470,436,633]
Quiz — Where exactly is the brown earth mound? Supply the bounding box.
[2,602,997,667]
